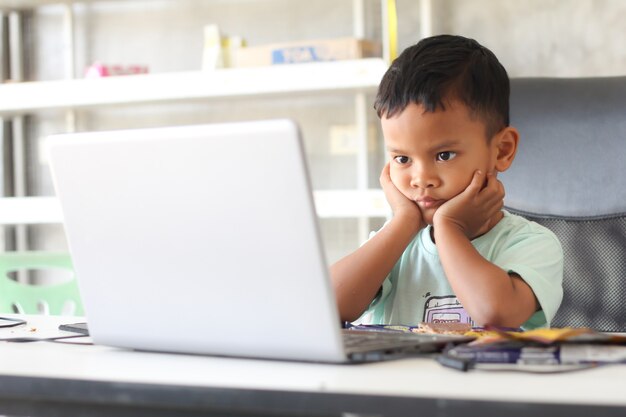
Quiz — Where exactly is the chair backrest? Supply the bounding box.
[0,252,83,315]
[502,77,626,332]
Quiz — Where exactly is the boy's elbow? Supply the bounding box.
[476,313,518,328]
[337,304,364,323]
[469,282,538,328]
[470,303,527,328]
[331,281,367,323]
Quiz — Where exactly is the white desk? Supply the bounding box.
[0,314,625,417]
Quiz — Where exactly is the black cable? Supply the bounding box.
[0,316,27,328]
[0,334,91,343]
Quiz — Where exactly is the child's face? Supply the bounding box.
[381,101,500,225]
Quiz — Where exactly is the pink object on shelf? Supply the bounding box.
[84,63,149,78]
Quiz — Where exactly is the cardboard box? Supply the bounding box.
[233,37,381,68]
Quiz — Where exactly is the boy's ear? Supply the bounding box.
[493,127,519,172]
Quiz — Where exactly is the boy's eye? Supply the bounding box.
[393,155,410,164]
[437,151,457,162]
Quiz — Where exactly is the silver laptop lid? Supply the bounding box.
[47,119,347,362]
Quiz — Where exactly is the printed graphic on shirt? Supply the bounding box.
[423,295,474,325]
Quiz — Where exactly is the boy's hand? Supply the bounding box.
[434,170,504,239]
[380,163,424,230]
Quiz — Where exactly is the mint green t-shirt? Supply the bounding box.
[357,211,564,329]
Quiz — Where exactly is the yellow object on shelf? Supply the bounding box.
[202,24,246,70]
[386,0,398,61]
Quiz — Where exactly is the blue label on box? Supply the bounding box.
[272,46,324,64]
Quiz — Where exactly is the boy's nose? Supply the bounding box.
[410,168,439,189]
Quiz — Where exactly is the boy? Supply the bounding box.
[330,35,563,329]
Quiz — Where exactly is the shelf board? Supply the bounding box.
[0,191,388,224]
[0,0,130,8]
[313,190,389,218]
[0,197,64,225]
[0,0,62,8]
[0,59,387,115]
[0,1,276,10]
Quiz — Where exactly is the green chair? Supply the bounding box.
[0,252,83,316]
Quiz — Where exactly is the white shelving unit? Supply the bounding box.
[0,58,388,224]
[0,58,388,115]
[0,1,392,242]
[0,190,389,225]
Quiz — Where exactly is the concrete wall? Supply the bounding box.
[23,0,626,263]
[399,0,626,77]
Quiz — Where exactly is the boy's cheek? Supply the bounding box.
[388,167,400,186]
[387,170,411,198]
[388,164,408,184]
[389,171,408,194]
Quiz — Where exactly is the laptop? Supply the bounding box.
[47,119,470,363]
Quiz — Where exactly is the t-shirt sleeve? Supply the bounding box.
[491,224,564,328]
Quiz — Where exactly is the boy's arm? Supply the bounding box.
[330,164,424,322]
[433,171,538,327]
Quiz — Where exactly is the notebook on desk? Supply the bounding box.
[47,119,470,363]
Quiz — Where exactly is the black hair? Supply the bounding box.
[374,34,510,139]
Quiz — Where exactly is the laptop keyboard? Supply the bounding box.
[342,329,453,355]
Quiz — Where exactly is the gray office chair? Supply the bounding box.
[501,77,626,332]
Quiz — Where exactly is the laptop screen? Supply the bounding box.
[47,119,346,362]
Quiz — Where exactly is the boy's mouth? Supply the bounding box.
[416,197,444,209]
